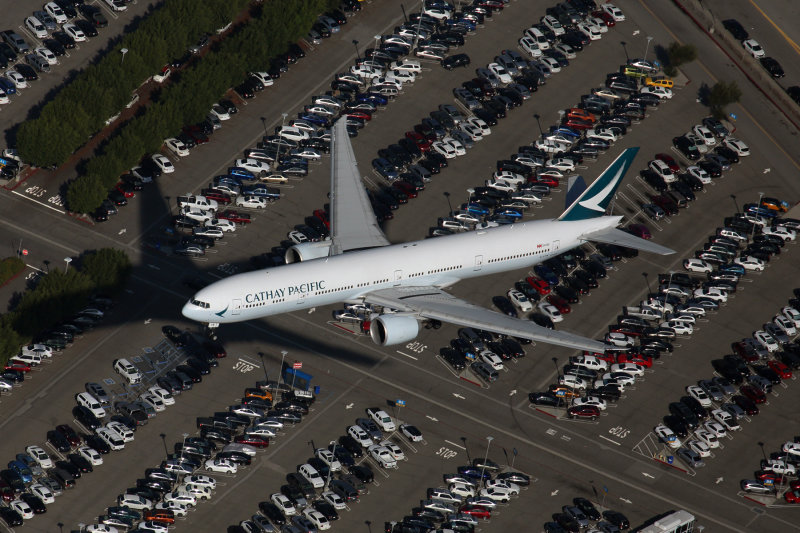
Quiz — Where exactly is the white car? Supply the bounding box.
[689,440,711,458]
[577,22,602,41]
[154,501,189,517]
[106,421,134,443]
[693,287,727,302]
[390,59,421,73]
[151,154,174,173]
[104,0,128,11]
[45,2,68,24]
[654,425,680,449]
[30,483,55,504]
[763,460,795,475]
[164,491,197,507]
[487,63,512,84]
[534,139,568,154]
[466,117,490,136]
[660,320,693,335]
[350,64,382,79]
[249,71,274,87]
[573,396,607,411]
[141,392,166,412]
[547,157,576,172]
[518,36,543,58]
[35,47,58,65]
[601,3,626,21]
[367,408,396,432]
[400,424,423,442]
[96,428,125,451]
[298,463,324,488]
[753,330,779,352]
[686,386,712,407]
[10,499,34,519]
[387,69,416,84]
[432,141,457,159]
[742,39,765,58]
[480,486,512,503]
[683,258,711,273]
[379,440,405,461]
[733,255,765,271]
[347,425,373,448]
[773,316,797,336]
[207,218,236,232]
[63,23,87,42]
[117,494,154,511]
[322,490,346,510]
[177,483,212,501]
[22,344,53,358]
[605,332,634,348]
[78,445,104,466]
[602,372,635,387]
[648,159,676,183]
[722,137,750,156]
[538,302,563,322]
[209,104,231,121]
[235,195,268,209]
[609,363,644,377]
[540,56,562,73]
[259,173,290,184]
[711,409,740,431]
[223,443,257,456]
[587,128,618,142]
[459,123,483,142]
[147,386,175,406]
[703,420,727,439]
[183,207,213,223]
[763,225,796,241]
[480,350,504,371]
[686,165,711,184]
[781,306,800,328]
[25,445,53,469]
[315,449,342,472]
[277,126,310,142]
[588,16,609,33]
[25,16,49,39]
[303,509,331,531]
[271,493,297,516]
[782,442,800,457]
[692,125,716,145]
[205,458,237,474]
[541,15,565,36]
[165,138,189,157]
[234,158,271,175]
[449,482,476,498]
[368,444,397,468]
[558,374,586,390]
[507,289,532,312]
[442,137,466,156]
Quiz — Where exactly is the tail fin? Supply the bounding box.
[558,147,639,221]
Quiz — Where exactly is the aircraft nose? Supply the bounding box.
[181,300,199,321]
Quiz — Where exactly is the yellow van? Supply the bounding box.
[645,76,674,88]
[620,65,647,78]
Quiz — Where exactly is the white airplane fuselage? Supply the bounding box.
[181,215,622,324]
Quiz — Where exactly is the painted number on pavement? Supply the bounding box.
[608,426,630,439]
[405,342,427,353]
[436,447,458,459]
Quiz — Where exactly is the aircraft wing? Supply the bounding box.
[328,119,390,255]
[580,227,674,255]
[363,286,609,353]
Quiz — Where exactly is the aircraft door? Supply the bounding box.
[553,240,560,251]
[394,270,403,286]
[474,255,483,271]
[231,299,242,315]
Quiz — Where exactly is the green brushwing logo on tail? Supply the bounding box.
[558,147,639,221]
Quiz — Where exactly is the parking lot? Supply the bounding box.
[2,0,800,532]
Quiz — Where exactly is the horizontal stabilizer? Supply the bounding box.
[580,227,675,255]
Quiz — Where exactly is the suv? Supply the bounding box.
[114,358,142,384]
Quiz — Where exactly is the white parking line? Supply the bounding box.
[444,439,466,450]
[396,350,418,360]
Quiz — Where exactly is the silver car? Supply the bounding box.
[677,447,705,468]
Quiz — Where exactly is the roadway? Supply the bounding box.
[1,0,800,531]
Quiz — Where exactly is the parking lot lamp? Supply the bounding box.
[533,114,543,137]
[326,441,337,489]
[758,441,767,463]
[352,40,360,62]
[642,272,651,294]
[258,351,268,381]
[159,433,168,459]
[479,436,494,487]
[466,188,474,207]
[120,48,127,65]
[643,36,653,63]
[58,522,64,533]
[63,257,72,272]
[181,432,188,460]
[279,350,288,388]
[661,271,675,321]
[444,191,453,215]
[730,194,739,213]
[551,357,560,379]
[620,41,629,62]
[260,117,268,138]
[751,192,763,241]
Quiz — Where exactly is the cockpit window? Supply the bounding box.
[191,300,210,309]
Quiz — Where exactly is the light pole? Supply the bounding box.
[63,257,72,272]
[352,39,360,62]
[326,440,337,489]
[551,356,560,379]
[260,116,268,138]
[751,192,764,241]
[58,522,64,533]
[400,4,408,22]
[258,351,269,381]
[461,437,470,462]
[643,36,653,63]
[466,188,474,207]
[642,272,651,294]
[533,113,543,137]
[731,194,739,213]
[373,34,381,58]
[279,350,288,388]
[120,48,128,64]
[758,441,767,463]
[159,433,168,459]
[444,191,453,215]
[479,436,494,487]
[181,432,189,461]
[620,41,629,62]
[661,271,675,321]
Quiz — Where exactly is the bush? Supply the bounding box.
[0,257,25,287]
[708,81,742,119]
[664,42,698,77]
[81,249,132,294]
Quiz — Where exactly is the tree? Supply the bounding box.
[66,175,107,214]
[81,249,131,293]
[708,81,742,119]
[664,42,698,76]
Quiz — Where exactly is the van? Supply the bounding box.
[620,65,647,78]
[298,464,324,488]
[645,76,674,89]
[458,328,484,351]
[471,361,498,383]
[665,191,688,209]
[75,392,106,418]
[524,27,550,50]
[51,467,75,489]
[716,227,747,242]
[14,352,42,366]
[113,358,142,384]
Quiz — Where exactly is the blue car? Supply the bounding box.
[457,465,492,481]
[7,460,33,484]
[742,203,778,218]
[213,175,242,189]
[241,185,280,200]
[717,263,746,276]
[297,112,330,127]
[549,125,582,138]
[493,207,523,219]
[356,92,388,106]
[461,202,489,216]
[228,167,256,181]
[534,265,559,285]
[372,157,398,180]
[0,77,16,95]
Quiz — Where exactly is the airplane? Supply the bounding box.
[182,119,673,352]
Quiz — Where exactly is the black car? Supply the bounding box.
[680,396,708,420]
[176,364,202,383]
[349,464,374,483]
[529,391,565,408]
[663,415,688,438]
[439,347,466,371]
[74,18,98,37]
[55,460,81,479]
[698,159,722,178]
[602,510,630,530]
[0,469,25,492]
[722,19,748,40]
[442,53,471,70]
[236,81,256,99]
[0,506,23,527]
[259,501,286,525]
[47,430,72,453]
[14,63,38,81]
[43,38,66,56]
[672,135,700,160]
[668,402,698,429]
[760,57,785,78]
[72,405,102,430]
[68,453,93,473]
[80,5,108,26]
[337,435,364,458]
[84,434,111,454]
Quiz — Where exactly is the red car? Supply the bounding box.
[460,504,491,520]
[547,294,571,314]
[217,210,251,224]
[608,324,643,337]
[312,209,330,228]
[563,117,594,130]
[768,360,792,379]
[405,131,432,150]
[526,276,550,295]
[413,124,436,141]
[566,108,596,122]
[200,190,232,205]
[393,181,418,198]
[234,434,269,448]
[592,10,616,26]
[627,224,651,239]
[0,480,13,502]
[740,384,766,404]
[583,350,617,364]
[731,342,760,363]
[182,125,209,145]
[617,353,653,368]
[530,175,559,188]
[345,110,372,121]
[785,490,800,504]
[755,470,786,484]
[56,424,82,447]
[115,183,136,198]
[4,362,31,373]
[655,153,680,173]
[567,405,599,420]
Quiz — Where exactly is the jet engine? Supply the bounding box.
[285,241,332,263]
[369,315,420,346]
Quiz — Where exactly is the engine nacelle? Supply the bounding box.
[369,315,420,346]
[285,241,332,264]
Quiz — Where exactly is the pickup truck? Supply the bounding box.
[1,30,29,54]
[216,210,251,224]
[622,305,661,321]
[196,417,233,431]
[177,194,218,211]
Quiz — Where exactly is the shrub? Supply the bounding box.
[0,257,25,287]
